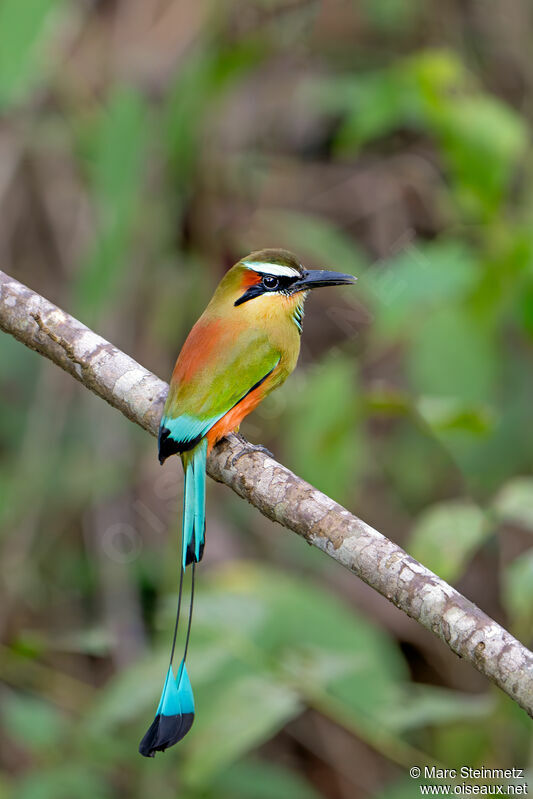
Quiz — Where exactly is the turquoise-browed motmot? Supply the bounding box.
[139,248,356,757]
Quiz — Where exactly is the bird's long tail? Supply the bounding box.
[139,439,207,758]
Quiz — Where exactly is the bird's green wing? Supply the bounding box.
[160,326,281,455]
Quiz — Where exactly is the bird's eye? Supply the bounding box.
[262,275,279,290]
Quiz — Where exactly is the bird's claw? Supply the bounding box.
[229,436,274,467]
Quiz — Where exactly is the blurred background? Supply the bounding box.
[1,0,533,797]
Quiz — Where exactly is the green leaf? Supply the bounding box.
[417,396,495,436]
[0,0,63,109]
[220,564,408,681]
[0,336,40,452]
[408,500,488,582]
[49,627,113,657]
[208,563,408,726]
[83,653,168,734]
[215,760,322,799]
[74,87,148,320]
[282,647,365,688]
[503,551,533,633]
[315,50,464,152]
[183,675,302,787]
[165,42,261,184]
[435,95,528,218]
[192,591,268,640]
[364,240,478,339]
[362,0,422,33]
[2,693,66,753]
[384,685,493,732]
[283,354,362,502]
[17,766,111,799]
[494,477,533,532]
[381,422,453,506]
[320,49,526,218]
[312,71,417,153]
[407,306,496,404]
[373,778,433,799]
[518,276,533,338]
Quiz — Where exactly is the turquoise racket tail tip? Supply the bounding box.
[139,662,195,757]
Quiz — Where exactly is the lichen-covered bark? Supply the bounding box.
[0,272,167,435]
[2,269,533,717]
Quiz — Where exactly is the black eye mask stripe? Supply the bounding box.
[234,274,299,306]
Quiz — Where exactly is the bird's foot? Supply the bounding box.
[229,434,274,467]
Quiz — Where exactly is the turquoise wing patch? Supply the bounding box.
[158,412,225,463]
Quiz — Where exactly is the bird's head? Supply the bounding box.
[210,249,356,331]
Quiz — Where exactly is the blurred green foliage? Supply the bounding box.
[74,87,149,321]
[0,0,64,109]
[408,500,488,583]
[1,1,532,798]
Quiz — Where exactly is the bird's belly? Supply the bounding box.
[206,385,264,452]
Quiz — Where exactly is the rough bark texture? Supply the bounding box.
[2,269,533,717]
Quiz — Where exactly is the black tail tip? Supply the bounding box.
[139,712,195,758]
[185,537,205,567]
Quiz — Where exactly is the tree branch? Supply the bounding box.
[2,269,533,718]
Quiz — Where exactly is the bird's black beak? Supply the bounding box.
[290,269,357,293]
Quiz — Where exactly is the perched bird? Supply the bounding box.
[139,248,356,757]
